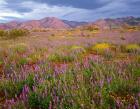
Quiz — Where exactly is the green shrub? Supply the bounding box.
[48,53,74,63]
[83,69,93,78]
[0,80,25,98]
[0,60,3,65]
[0,74,35,99]
[70,45,86,58]
[131,66,140,78]
[28,53,42,63]
[40,94,51,109]
[28,91,52,109]
[18,58,28,66]
[122,44,140,53]
[9,29,29,39]
[102,79,140,108]
[28,92,40,108]
[0,30,8,38]
[13,43,28,54]
[11,101,26,109]
[0,29,29,39]
[25,74,35,89]
[133,67,140,78]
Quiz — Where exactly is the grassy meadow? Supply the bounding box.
[0,28,140,109]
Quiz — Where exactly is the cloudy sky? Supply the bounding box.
[0,0,140,22]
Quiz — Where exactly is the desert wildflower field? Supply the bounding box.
[0,29,140,109]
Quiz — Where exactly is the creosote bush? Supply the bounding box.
[125,44,140,52]
[0,30,8,38]
[48,53,74,63]
[0,29,29,39]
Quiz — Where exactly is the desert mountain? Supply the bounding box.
[81,16,140,30]
[0,16,139,30]
[0,17,87,30]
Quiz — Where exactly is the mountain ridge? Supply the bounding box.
[0,17,87,30]
[0,16,140,30]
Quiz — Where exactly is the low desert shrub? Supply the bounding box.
[28,92,40,108]
[10,101,26,109]
[18,57,28,66]
[9,29,29,39]
[28,91,52,109]
[0,30,8,38]
[28,53,42,64]
[48,53,74,63]
[0,29,29,39]
[125,44,139,53]
[92,43,113,54]
[25,74,35,89]
[0,80,24,98]
[70,45,86,59]
[13,43,28,54]
[0,74,35,99]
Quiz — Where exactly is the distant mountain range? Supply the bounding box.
[0,16,140,30]
[0,17,87,30]
[92,16,140,30]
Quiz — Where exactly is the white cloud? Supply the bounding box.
[0,0,22,21]
[0,0,7,5]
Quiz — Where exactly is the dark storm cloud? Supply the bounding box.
[32,0,111,9]
[6,5,32,13]
[5,0,111,9]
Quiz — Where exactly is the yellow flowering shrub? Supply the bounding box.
[71,45,83,50]
[92,43,112,54]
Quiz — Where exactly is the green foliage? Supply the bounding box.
[13,43,28,54]
[48,53,74,63]
[18,58,28,66]
[0,80,24,98]
[0,74,35,99]
[85,26,99,32]
[83,68,92,78]
[0,60,3,65]
[102,79,140,108]
[121,44,140,53]
[133,67,140,78]
[28,51,44,63]
[28,92,40,108]
[103,50,114,60]
[8,29,29,39]
[40,95,51,109]
[25,74,35,89]
[125,44,139,52]
[11,101,26,109]
[70,45,86,58]
[0,29,29,39]
[126,62,140,76]
[0,30,8,38]
[28,91,52,109]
